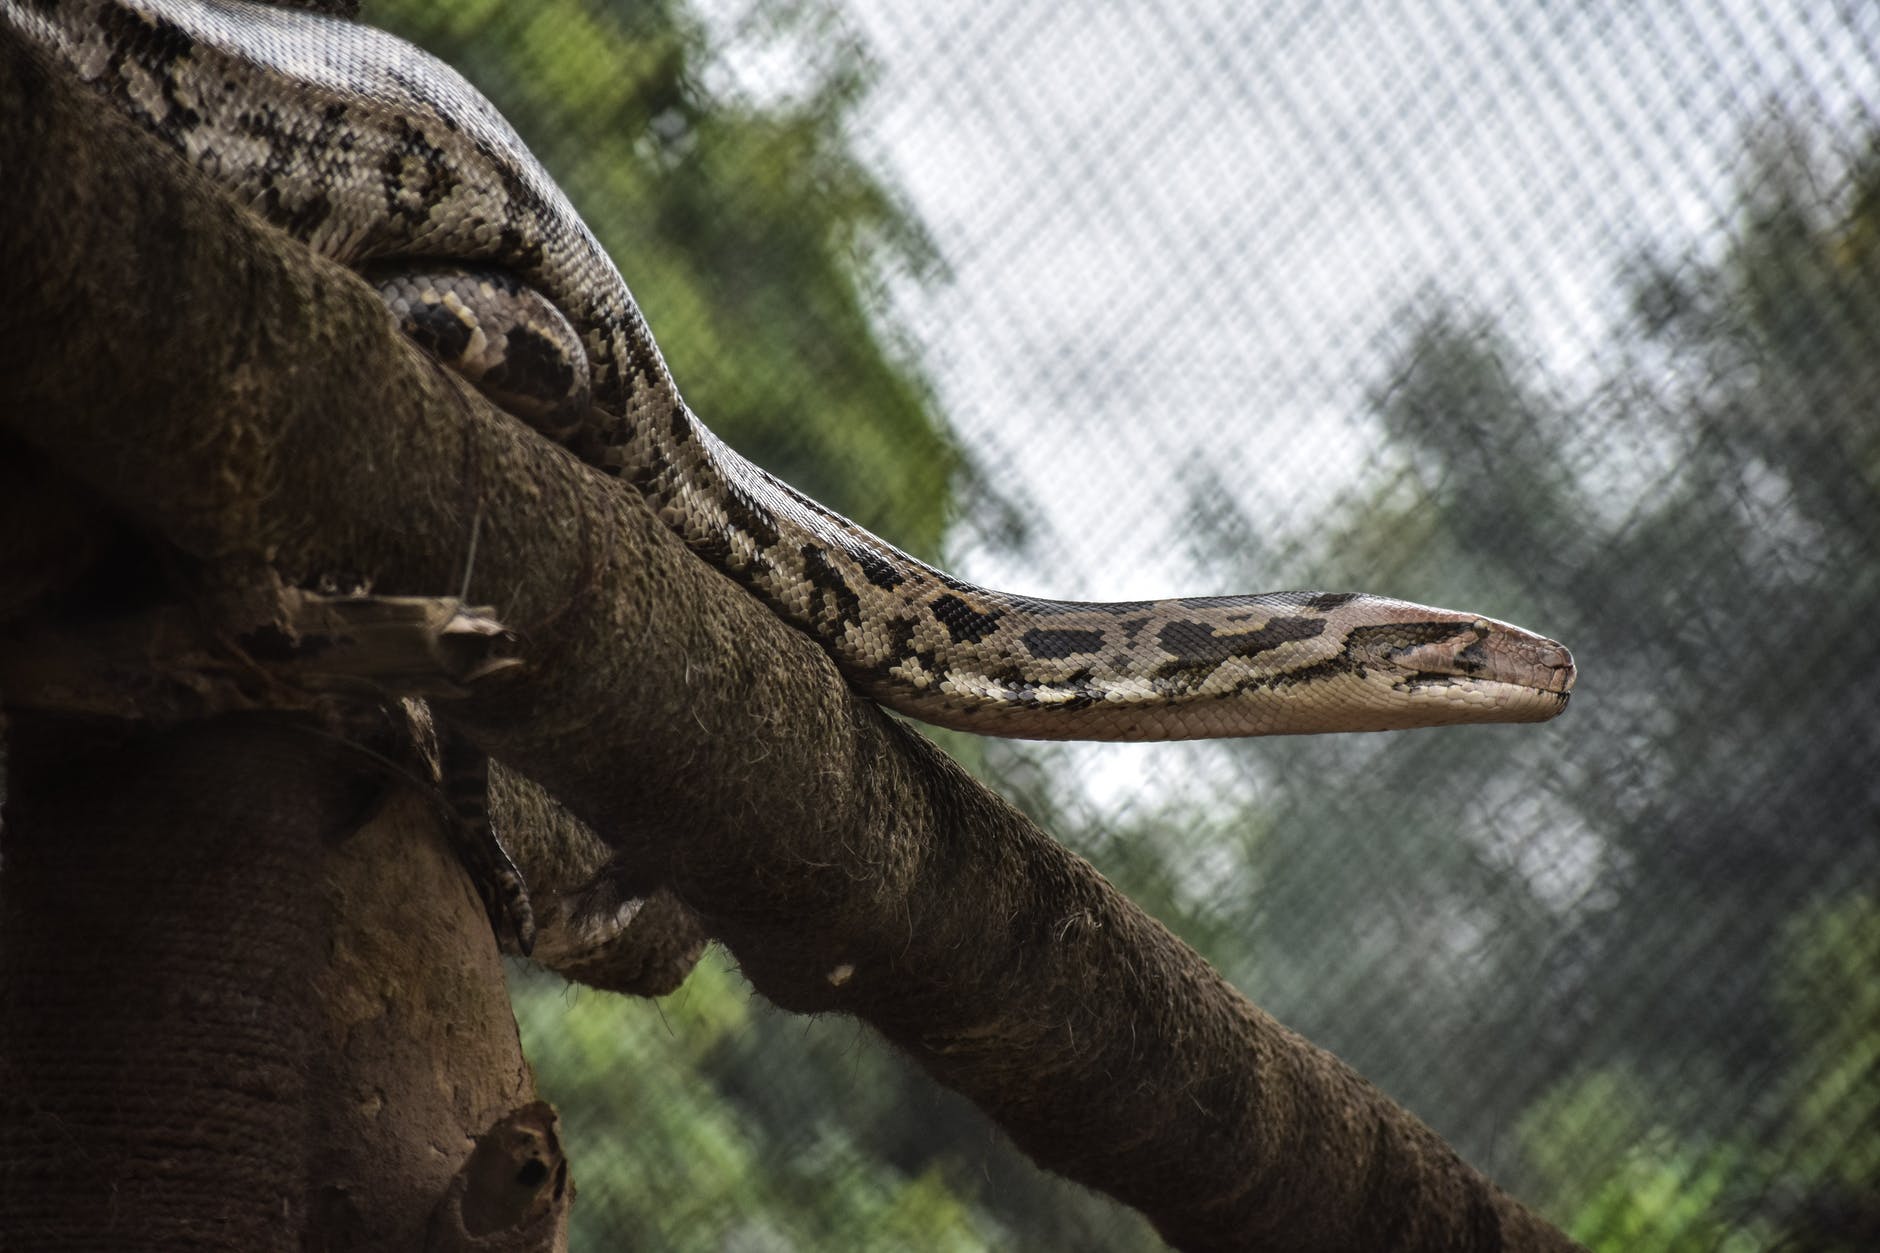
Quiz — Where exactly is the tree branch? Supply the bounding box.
[0,27,1579,1252]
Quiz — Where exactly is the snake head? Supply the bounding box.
[1342,607,1576,725]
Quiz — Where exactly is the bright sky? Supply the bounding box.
[797,1,1875,595]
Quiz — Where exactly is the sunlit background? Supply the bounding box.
[374,1,1880,1247]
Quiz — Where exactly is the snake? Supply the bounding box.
[6,0,1575,742]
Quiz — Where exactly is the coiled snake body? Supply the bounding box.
[8,0,1576,740]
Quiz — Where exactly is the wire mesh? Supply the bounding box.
[372,1,1880,1247]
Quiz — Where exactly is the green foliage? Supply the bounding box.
[511,960,1004,1249]
[1517,1071,1767,1252]
[1562,1141,1765,1253]
[1514,896,1880,1252]
[1772,894,1880,1206]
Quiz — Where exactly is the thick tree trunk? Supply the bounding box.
[0,716,327,1250]
[0,713,568,1250]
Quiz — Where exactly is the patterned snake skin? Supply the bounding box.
[6,0,1576,740]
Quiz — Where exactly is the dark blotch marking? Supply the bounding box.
[1239,652,1357,693]
[936,571,979,595]
[720,483,780,550]
[883,611,918,659]
[853,546,906,591]
[1341,619,1485,676]
[496,222,546,271]
[1115,616,1152,643]
[1021,627,1106,660]
[800,544,862,630]
[1155,614,1326,676]
[930,594,1003,645]
[1305,591,1362,611]
[1347,620,1464,649]
[401,298,475,362]
[377,123,456,231]
[487,324,579,398]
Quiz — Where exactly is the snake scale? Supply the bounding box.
[7,0,1575,741]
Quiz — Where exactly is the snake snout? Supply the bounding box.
[1495,639,1575,696]
[1458,620,1579,696]
[1374,617,1576,697]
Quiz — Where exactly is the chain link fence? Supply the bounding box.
[375,1,1880,1247]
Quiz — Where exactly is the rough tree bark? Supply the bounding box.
[0,19,1584,1253]
[0,712,569,1251]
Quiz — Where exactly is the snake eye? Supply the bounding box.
[1470,617,1491,637]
